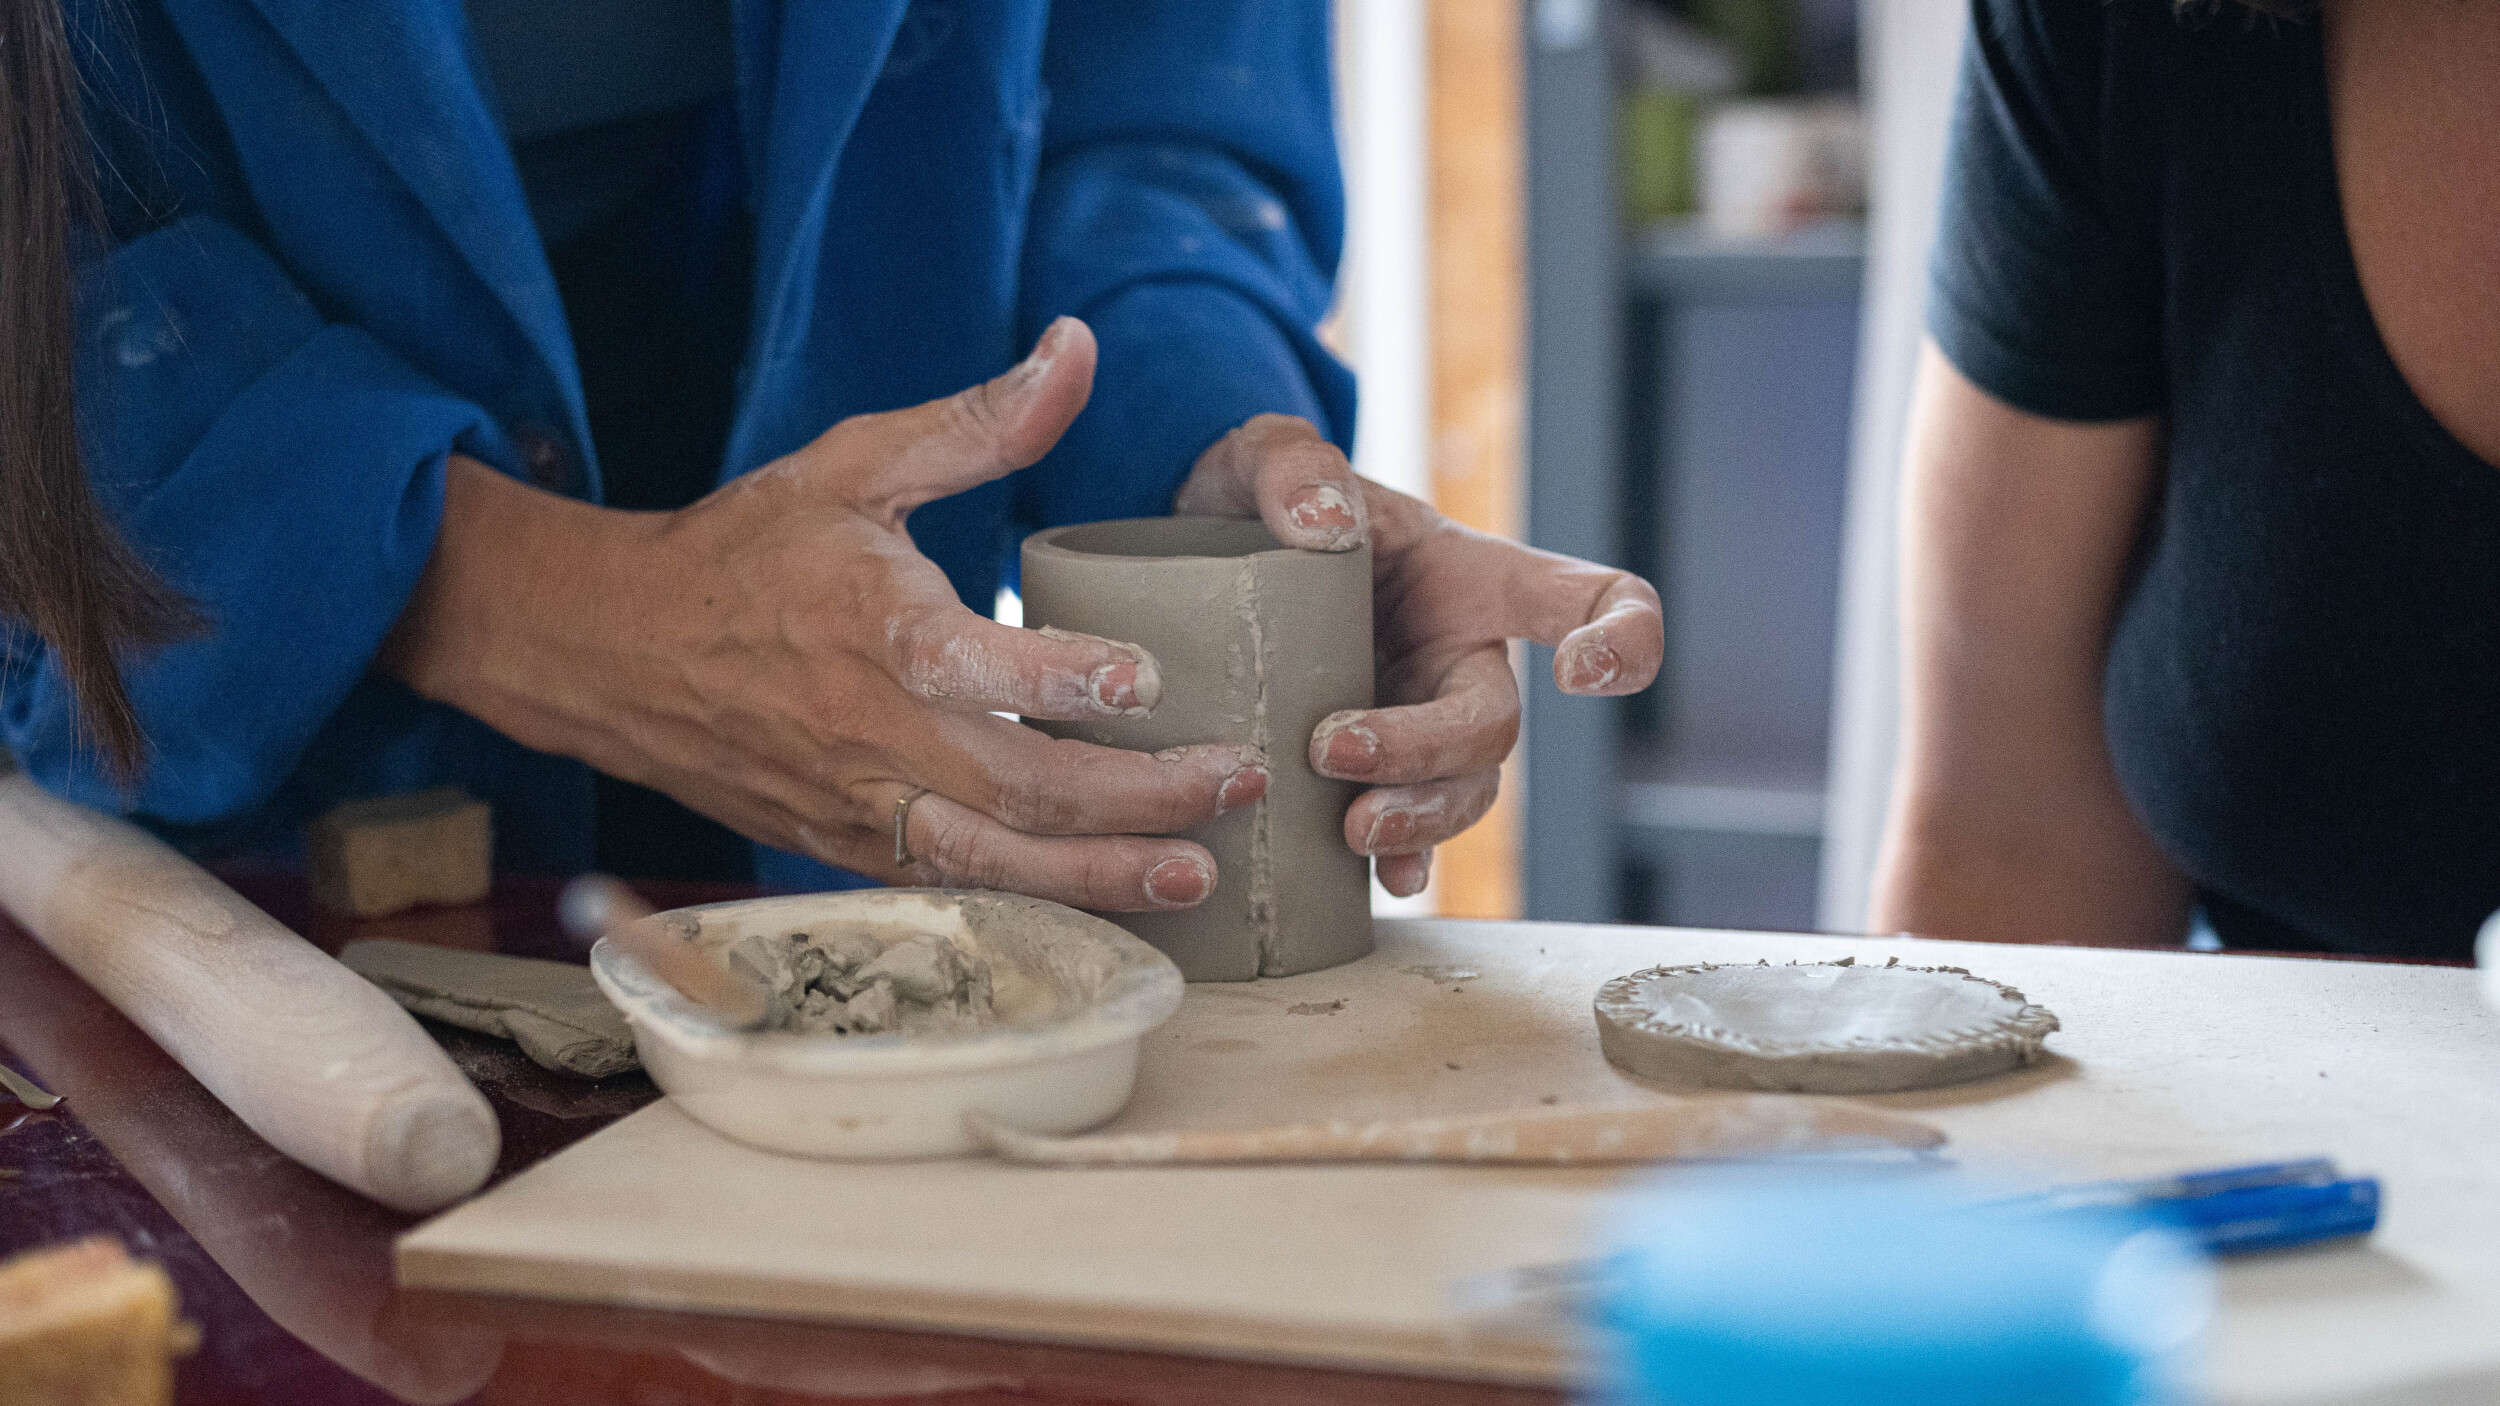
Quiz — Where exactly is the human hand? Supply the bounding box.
[1175,416,1662,897]
[384,318,1264,910]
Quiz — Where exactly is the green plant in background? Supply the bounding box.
[1695,0,1798,96]
[1616,0,1808,227]
[1621,90,1704,222]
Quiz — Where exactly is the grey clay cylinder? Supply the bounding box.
[1019,517,1375,981]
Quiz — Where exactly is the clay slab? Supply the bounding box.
[1020,516,1374,981]
[341,938,636,1078]
[1594,959,2061,1094]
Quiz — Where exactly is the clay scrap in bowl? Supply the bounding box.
[591,888,1183,1159]
[1594,958,2061,1095]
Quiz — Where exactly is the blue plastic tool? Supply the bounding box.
[1596,1175,2214,1406]
[1994,1159,2381,1256]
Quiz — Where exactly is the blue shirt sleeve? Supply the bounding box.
[7,216,496,828]
[1013,1,1357,527]
[1929,0,2165,422]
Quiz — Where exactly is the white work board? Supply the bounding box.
[398,920,2500,1403]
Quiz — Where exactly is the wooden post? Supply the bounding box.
[1427,0,1528,919]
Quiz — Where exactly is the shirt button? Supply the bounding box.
[517,428,569,491]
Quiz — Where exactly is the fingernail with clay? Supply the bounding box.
[1087,658,1146,714]
[1145,856,1213,908]
[1362,807,1417,855]
[1008,316,1076,392]
[1380,850,1440,890]
[1216,760,1269,815]
[1563,637,1622,693]
[1284,483,1364,551]
[1312,711,1379,777]
[1067,636,1160,715]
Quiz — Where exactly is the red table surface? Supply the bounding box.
[0,871,1566,1406]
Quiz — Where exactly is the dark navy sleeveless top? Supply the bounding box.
[1929,0,2500,958]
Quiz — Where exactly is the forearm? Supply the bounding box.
[377,454,661,767]
[1869,345,2191,946]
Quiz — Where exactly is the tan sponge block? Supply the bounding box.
[309,786,492,917]
[0,1237,195,1406]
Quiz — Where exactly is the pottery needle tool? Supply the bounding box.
[0,1063,61,1111]
[0,768,497,1213]
[558,874,772,1029]
[967,1096,1945,1166]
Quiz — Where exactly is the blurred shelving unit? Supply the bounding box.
[1619,218,1863,931]
[1524,0,1865,931]
[1630,218,1865,300]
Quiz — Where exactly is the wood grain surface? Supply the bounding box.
[1425,0,1527,921]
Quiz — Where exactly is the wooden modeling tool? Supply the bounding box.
[558,874,772,1029]
[966,1096,1944,1167]
[0,1063,61,1111]
[0,771,497,1213]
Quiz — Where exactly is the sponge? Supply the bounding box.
[0,1238,195,1406]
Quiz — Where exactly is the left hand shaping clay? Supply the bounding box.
[341,939,637,1078]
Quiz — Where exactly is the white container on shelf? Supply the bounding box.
[1698,97,1867,240]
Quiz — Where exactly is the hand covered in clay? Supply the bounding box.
[1175,416,1662,896]
[384,318,1263,910]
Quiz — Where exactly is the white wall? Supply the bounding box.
[1333,0,1434,506]
[1817,0,1969,931]
[1333,2,1438,916]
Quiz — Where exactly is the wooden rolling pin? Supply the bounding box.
[968,1096,1944,1166]
[0,771,498,1213]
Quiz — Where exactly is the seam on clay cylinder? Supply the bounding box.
[1238,557,1278,971]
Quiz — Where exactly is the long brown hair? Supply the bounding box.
[0,0,199,780]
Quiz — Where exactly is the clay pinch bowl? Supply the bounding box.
[1594,958,2062,1095]
[589,889,1184,1160]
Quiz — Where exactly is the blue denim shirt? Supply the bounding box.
[25,0,1353,888]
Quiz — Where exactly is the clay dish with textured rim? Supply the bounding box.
[591,889,1184,1159]
[1594,958,2061,1094]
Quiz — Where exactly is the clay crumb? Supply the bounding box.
[1445,1062,1462,1071]
[732,926,997,1037]
[1286,999,1345,1016]
[1539,1095,1560,1105]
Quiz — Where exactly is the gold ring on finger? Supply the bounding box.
[894,786,932,868]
